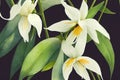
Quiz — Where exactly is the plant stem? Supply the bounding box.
[98,0,108,22]
[89,71,96,80]
[11,0,15,5]
[38,0,49,38]
[68,0,74,6]
[90,0,96,9]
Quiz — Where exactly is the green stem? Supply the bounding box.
[90,0,96,9]
[89,71,96,80]
[98,0,108,22]
[11,0,15,5]
[68,0,74,6]
[38,0,49,38]
[97,75,101,80]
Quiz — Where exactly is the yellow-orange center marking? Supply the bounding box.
[66,58,75,67]
[79,58,89,64]
[73,26,82,36]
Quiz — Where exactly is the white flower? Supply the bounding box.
[62,41,103,80]
[0,0,42,42]
[46,0,110,54]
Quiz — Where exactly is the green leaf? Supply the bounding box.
[52,49,64,80]
[101,8,115,14]
[0,29,21,57]
[41,0,61,10]
[19,38,61,80]
[10,28,36,79]
[42,49,59,71]
[0,16,20,44]
[95,32,115,78]
[87,1,104,18]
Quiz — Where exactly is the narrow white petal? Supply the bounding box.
[18,17,31,42]
[91,19,110,39]
[34,0,38,7]
[62,41,79,58]
[75,21,87,55]
[84,19,110,41]
[77,56,102,78]
[0,5,21,20]
[61,1,80,21]
[79,0,88,19]
[20,0,35,16]
[66,30,77,44]
[46,20,76,32]
[28,14,42,37]
[74,62,90,80]
[63,58,75,80]
[18,0,22,5]
[88,27,99,43]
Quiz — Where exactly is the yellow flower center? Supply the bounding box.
[66,58,75,67]
[73,26,82,36]
[79,58,89,64]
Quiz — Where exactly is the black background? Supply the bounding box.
[0,0,120,80]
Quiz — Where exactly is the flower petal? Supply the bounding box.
[66,30,77,44]
[20,0,37,16]
[73,62,90,80]
[84,19,110,43]
[77,56,103,78]
[34,0,38,7]
[28,14,42,37]
[75,21,87,55]
[61,1,80,21]
[63,58,75,80]
[62,40,79,58]
[79,0,88,19]
[0,4,21,20]
[18,16,31,42]
[88,27,99,43]
[46,20,76,32]
[66,24,83,45]
[18,0,22,5]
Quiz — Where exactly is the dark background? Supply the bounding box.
[0,0,120,80]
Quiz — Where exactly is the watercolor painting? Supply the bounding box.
[0,0,120,80]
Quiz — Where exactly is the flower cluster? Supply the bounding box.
[0,0,115,80]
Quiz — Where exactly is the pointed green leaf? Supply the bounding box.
[10,28,36,79]
[19,38,61,80]
[52,49,64,80]
[0,29,21,57]
[101,8,115,14]
[41,0,61,10]
[95,32,115,77]
[0,16,20,44]
[87,1,104,18]
[42,49,59,71]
